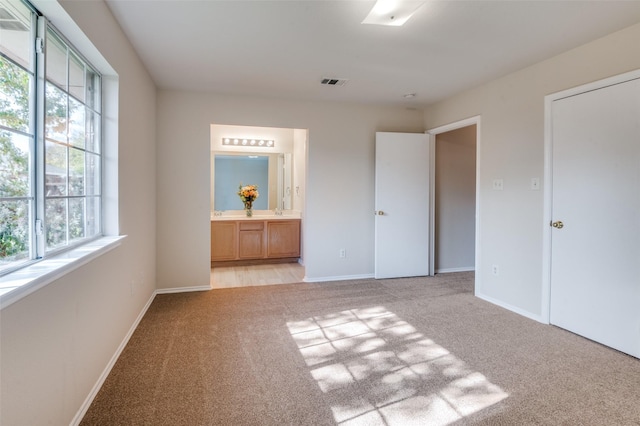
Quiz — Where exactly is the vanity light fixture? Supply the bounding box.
[222,138,275,148]
[362,0,425,27]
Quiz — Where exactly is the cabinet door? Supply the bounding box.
[239,231,265,259]
[267,220,300,258]
[238,221,265,259]
[211,221,238,261]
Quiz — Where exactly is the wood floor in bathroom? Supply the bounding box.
[210,262,305,289]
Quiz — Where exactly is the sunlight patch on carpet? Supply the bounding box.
[287,306,508,425]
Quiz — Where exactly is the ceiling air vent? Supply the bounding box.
[321,78,348,86]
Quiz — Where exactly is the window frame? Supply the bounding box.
[0,0,39,274]
[40,23,104,258]
[0,0,119,305]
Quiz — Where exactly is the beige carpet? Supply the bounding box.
[81,272,640,425]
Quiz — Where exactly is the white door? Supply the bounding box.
[375,132,430,279]
[550,77,640,358]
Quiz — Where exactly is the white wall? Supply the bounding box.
[292,128,307,213]
[435,125,476,273]
[0,1,157,425]
[424,22,640,320]
[156,90,424,288]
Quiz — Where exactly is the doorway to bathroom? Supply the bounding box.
[209,124,307,289]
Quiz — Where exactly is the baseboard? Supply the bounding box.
[71,290,157,426]
[303,273,375,283]
[435,266,475,274]
[155,285,212,294]
[475,292,545,324]
[212,257,299,267]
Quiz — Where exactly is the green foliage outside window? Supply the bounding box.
[1,3,102,273]
[0,56,31,261]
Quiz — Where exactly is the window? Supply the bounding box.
[0,0,102,276]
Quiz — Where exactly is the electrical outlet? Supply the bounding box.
[492,264,499,275]
[492,179,504,191]
[339,248,346,258]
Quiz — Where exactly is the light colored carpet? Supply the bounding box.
[81,272,640,425]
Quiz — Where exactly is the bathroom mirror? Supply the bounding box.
[213,152,292,211]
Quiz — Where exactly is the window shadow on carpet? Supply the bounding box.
[287,306,508,425]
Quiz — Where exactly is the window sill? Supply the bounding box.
[0,235,126,310]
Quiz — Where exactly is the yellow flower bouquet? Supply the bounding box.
[238,184,259,216]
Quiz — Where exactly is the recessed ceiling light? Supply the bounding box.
[403,93,417,99]
[362,0,426,27]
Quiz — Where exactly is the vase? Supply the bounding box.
[244,201,253,217]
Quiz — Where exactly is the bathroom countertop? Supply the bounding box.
[211,213,301,221]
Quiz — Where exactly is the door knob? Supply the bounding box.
[376,211,385,216]
[551,221,564,229]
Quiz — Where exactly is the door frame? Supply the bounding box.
[542,68,640,324]
[427,116,481,290]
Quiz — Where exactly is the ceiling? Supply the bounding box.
[105,0,640,108]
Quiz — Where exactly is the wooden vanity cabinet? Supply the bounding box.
[267,220,301,258]
[211,219,300,264]
[211,221,237,261]
[238,221,265,259]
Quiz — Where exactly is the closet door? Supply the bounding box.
[550,77,640,358]
[374,132,430,279]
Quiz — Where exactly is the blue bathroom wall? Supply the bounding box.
[214,156,269,210]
